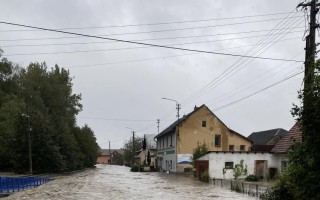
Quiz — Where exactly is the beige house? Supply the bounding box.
[155,104,252,173]
[135,134,157,170]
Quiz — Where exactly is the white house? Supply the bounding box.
[196,122,302,179]
[197,151,287,179]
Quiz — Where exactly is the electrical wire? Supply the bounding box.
[0,21,303,62]
[212,70,304,112]
[180,11,302,105]
[0,11,298,32]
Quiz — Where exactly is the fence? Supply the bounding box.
[210,178,268,198]
[0,176,53,194]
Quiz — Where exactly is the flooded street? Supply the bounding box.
[6,165,256,200]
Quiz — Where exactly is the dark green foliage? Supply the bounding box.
[263,61,320,199]
[123,136,143,165]
[192,142,208,167]
[130,164,139,172]
[200,171,210,183]
[0,52,100,173]
[245,174,259,182]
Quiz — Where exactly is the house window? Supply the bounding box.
[225,162,234,169]
[229,145,234,151]
[170,134,173,146]
[162,138,164,148]
[166,136,168,147]
[202,121,207,127]
[240,145,245,151]
[215,135,221,147]
[170,160,172,170]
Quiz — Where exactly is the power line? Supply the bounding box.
[180,10,303,105]
[64,37,299,69]
[0,29,303,48]
[0,11,298,32]
[78,116,156,122]
[0,26,304,43]
[212,70,304,112]
[0,21,303,62]
[0,16,303,42]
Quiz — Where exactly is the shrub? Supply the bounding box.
[130,164,139,172]
[245,174,259,182]
[200,171,210,183]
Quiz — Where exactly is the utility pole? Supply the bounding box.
[132,130,135,165]
[298,0,319,106]
[156,119,160,134]
[109,141,111,165]
[22,107,32,175]
[126,127,135,165]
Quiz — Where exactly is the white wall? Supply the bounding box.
[198,152,284,179]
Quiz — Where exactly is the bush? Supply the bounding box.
[130,164,139,172]
[260,173,294,200]
[200,171,210,183]
[245,174,259,182]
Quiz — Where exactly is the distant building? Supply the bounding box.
[248,128,288,152]
[136,134,157,170]
[96,149,124,165]
[154,104,252,173]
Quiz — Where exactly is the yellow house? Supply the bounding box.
[155,104,252,172]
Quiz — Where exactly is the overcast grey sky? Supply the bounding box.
[0,0,308,149]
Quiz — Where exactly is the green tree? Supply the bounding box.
[122,136,143,165]
[0,52,100,173]
[192,142,208,167]
[262,60,320,199]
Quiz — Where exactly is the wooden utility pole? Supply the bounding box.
[156,119,160,134]
[109,141,111,165]
[132,130,135,165]
[298,0,319,104]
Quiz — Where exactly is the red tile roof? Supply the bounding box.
[271,122,302,154]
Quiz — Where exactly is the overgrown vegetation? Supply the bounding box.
[245,174,259,182]
[122,136,143,166]
[200,171,210,183]
[130,164,139,172]
[261,60,320,199]
[192,142,208,167]
[233,159,247,179]
[0,51,100,173]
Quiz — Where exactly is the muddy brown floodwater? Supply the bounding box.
[5,165,257,200]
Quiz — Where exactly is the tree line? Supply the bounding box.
[0,50,100,173]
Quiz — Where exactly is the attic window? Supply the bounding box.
[229,145,234,151]
[202,121,207,127]
[215,135,221,147]
[240,145,245,151]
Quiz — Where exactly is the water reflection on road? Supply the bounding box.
[6,165,256,200]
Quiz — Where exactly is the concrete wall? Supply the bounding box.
[198,152,285,179]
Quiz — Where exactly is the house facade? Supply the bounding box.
[196,122,302,179]
[136,134,157,170]
[155,105,252,173]
[96,149,124,165]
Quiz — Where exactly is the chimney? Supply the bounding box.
[194,105,198,110]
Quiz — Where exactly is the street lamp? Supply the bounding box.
[126,127,135,165]
[162,97,181,172]
[162,97,181,120]
[22,113,32,174]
